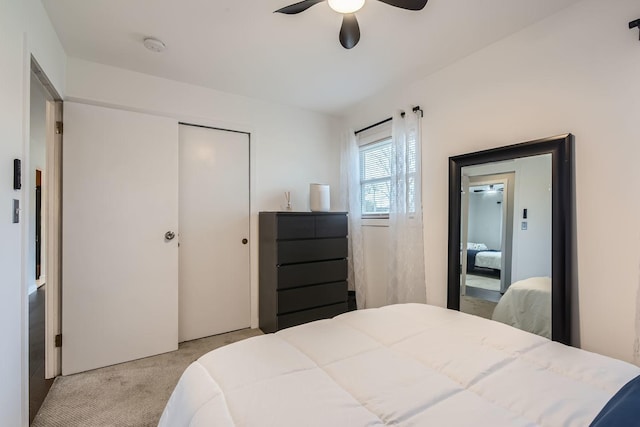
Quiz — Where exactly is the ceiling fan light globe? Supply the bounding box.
[328,0,365,14]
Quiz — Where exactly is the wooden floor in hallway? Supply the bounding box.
[30,285,54,424]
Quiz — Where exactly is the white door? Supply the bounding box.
[62,102,178,375]
[178,124,250,342]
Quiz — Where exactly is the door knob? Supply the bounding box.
[165,231,176,241]
[242,238,248,245]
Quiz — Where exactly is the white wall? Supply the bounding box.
[468,192,503,250]
[511,155,552,282]
[346,0,640,363]
[29,74,48,295]
[64,58,342,329]
[362,220,390,308]
[0,0,66,425]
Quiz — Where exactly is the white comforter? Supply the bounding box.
[475,250,502,270]
[159,304,639,427]
[492,277,552,339]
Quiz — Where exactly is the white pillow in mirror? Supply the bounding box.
[467,242,488,250]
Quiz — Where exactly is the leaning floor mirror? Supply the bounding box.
[447,134,573,344]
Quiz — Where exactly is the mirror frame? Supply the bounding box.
[447,134,573,345]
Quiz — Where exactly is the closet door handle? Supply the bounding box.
[242,238,248,245]
[165,231,176,241]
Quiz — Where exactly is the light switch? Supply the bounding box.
[13,199,19,223]
[521,221,527,231]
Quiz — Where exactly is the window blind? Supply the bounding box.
[360,138,392,216]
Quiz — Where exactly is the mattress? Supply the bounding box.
[475,250,502,270]
[159,304,639,427]
[492,277,551,339]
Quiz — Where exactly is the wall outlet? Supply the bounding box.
[521,221,527,230]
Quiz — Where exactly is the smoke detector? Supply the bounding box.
[143,37,166,53]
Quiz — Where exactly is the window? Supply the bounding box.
[359,133,418,217]
[357,118,419,218]
[360,138,392,216]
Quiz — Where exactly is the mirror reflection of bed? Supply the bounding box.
[459,153,553,338]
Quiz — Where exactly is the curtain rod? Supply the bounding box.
[354,106,423,135]
[354,117,392,135]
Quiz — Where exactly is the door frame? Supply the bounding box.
[460,175,469,296]
[467,173,515,293]
[44,98,62,378]
[30,57,63,379]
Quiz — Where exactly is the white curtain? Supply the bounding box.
[388,109,427,304]
[340,130,367,309]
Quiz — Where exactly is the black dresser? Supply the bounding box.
[259,211,349,333]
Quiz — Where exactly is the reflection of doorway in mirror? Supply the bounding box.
[460,172,515,315]
[459,154,553,332]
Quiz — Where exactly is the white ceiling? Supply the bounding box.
[41,0,583,116]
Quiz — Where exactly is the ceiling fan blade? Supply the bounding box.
[339,14,360,49]
[376,0,428,11]
[274,0,325,14]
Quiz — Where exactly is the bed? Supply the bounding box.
[464,243,501,275]
[474,250,502,270]
[159,304,639,426]
[492,276,551,339]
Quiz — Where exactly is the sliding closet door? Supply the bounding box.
[178,124,250,342]
[62,102,178,375]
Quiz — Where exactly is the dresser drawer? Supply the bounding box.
[277,215,315,240]
[315,214,348,238]
[277,302,348,330]
[277,259,347,289]
[277,238,347,264]
[278,281,347,314]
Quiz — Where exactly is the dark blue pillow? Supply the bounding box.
[591,375,640,426]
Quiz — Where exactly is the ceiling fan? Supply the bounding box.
[274,0,428,49]
[472,184,504,193]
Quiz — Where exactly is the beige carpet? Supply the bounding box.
[465,274,500,292]
[32,328,263,427]
[461,295,498,320]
